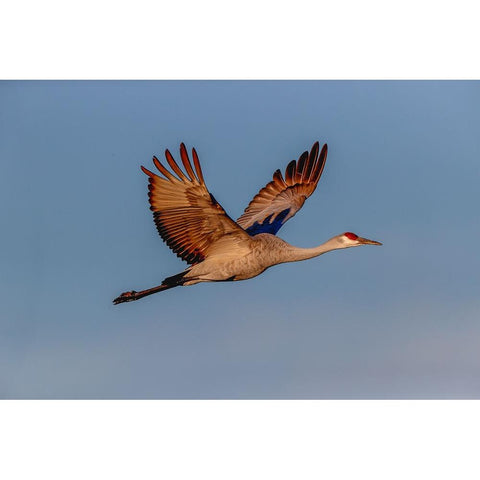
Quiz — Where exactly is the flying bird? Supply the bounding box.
[113,142,381,304]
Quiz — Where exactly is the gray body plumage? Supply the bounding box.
[184,234,292,284]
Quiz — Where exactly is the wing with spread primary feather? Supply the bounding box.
[142,143,250,265]
[236,142,328,236]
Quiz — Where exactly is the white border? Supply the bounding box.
[1,401,479,479]
[1,0,480,78]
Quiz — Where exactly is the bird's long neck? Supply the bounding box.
[284,237,343,263]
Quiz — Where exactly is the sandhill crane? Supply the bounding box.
[113,141,381,304]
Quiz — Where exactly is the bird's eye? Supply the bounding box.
[344,232,358,240]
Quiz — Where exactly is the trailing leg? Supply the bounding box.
[113,271,190,305]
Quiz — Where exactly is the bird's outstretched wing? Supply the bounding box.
[142,143,250,265]
[236,142,328,236]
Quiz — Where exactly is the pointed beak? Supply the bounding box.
[358,237,382,246]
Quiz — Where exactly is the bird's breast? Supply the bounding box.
[187,234,292,282]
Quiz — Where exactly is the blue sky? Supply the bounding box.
[1,80,479,398]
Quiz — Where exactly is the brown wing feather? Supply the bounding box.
[236,142,328,233]
[142,143,249,265]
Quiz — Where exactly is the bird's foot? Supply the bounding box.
[113,290,138,305]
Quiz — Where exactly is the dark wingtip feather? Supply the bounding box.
[179,143,188,161]
[152,156,163,171]
[179,143,196,181]
[303,142,318,181]
[309,142,319,164]
[296,151,308,182]
[165,148,188,181]
[273,168,286,186]
[312,143,328,182]
[285,159,297,184]
[191,147,204,184]
[141,165,155,177]
[151,155,176,180]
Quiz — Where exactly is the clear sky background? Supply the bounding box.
[1,80,479,399]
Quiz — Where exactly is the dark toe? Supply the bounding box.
[113,290,137,305]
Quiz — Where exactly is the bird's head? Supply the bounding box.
[337,231,382,248]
